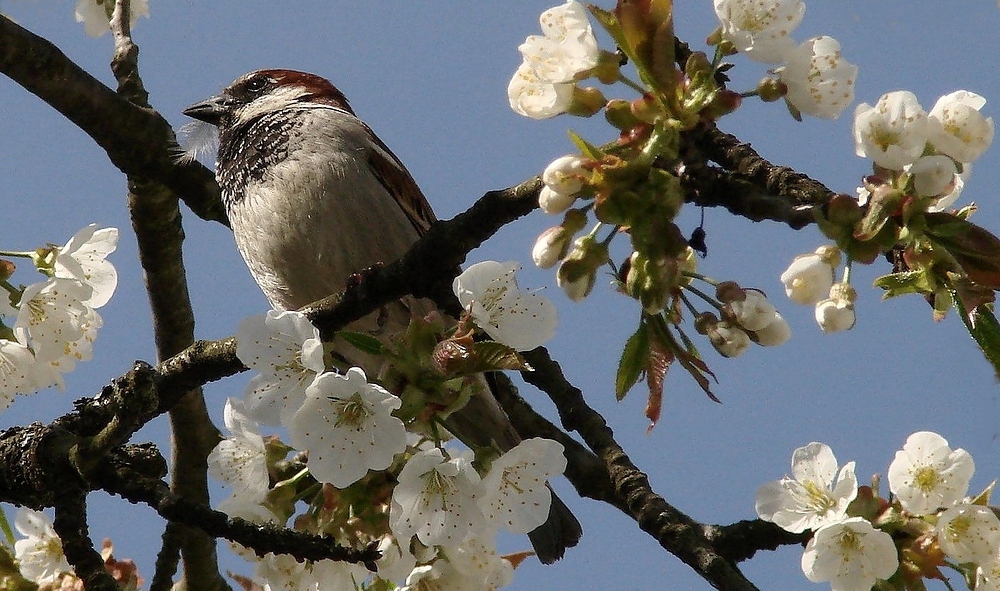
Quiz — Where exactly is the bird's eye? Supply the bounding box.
[244,76,269,94]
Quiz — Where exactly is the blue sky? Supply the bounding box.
[2,1,1000,590]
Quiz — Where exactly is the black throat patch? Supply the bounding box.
[217,111,302,208]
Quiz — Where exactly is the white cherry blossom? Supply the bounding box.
[853,91,929,170]
[908,155,958,197]
[14,278,93,363]
[207,398,269,501]
[453,260,556,351]
[756,442,858,533]
[887,431,974,514]
[780,247,839,305]
[778,36,857,119]
[480,438,567,534]
[236,310,325,426]
[927,90,994,163]
[286,368,406,488]
[801,517,898,591]
[508,61,575,120]
[935,503,1000,565]
[713,0,805,64]
[519,1,600,83]
[14,509,72,585]
[390,448,487,548]
[53,224,118,308]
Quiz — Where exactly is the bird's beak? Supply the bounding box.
[182,93,230,125]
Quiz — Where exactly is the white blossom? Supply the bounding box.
[801,517,898,591]
[519,1,600,83]
[480,438,566,534]
[713,0,805,64]
[236,310,326,426]
[976,558,1000,591]
[75,0,149,38]
[814,290,856,334]
[756,442,858,533]
[927,163,970,213]
[532,226,572,269]
[53,224,118,308]
[908,154,958,197]
[708,321,751,358]
[935,504,1000,566]
[853,91,929,170]
[727,289,777,331]
[927,90,994,163]
[538,186,577,215]
[13,509,72,585]
[754,313,791,346]
[542,155,588,196]
[207,398,269,501]
[0,338,44,403]
[778,36,857,119]
[286,368,406,488]
[390,448,487,548]
[887,431,974,514]
[374,536,417,586]
[14,278,94,363]
[453,261,557,351]
[780,247,839,305]
[508,61,574,120]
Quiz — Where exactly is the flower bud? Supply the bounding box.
[780,247,840,305]
[532,226,572,269]
[557,235,608,301]
[542,155,589,196]
[567,86,607,117]
[814,283,857,333]
[631,93,661,124]
[754,313,791,346]
[605,98,640,130]
[757,77,787,103]
[726,288,777,331]
[538,186,577,215]
[707,321,751,358]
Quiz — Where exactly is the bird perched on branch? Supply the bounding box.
[183,68,581,563]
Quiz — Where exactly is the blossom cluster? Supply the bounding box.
[757,432,1000,591]
[507,0,602,119]
[206,262,565,591]
[854,90,993,213]
[0,224,118,410]
[713,0,858,119]
[779,245,857,333]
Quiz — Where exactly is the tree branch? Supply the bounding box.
[521,348,761,591]
[0,14,228,226]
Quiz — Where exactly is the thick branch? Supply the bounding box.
[0,15,228,225]
[521,348,760,591]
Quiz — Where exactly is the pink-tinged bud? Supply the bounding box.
[630,93,661,124]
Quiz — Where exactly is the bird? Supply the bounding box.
[182,69,581,563]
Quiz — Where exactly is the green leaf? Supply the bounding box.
[0,506,13,548]
[567,129,605,160]
[927,212,1000,288]
[873,270,935,300]
[335,331,385,356]
[616,321,649,401]
[951,288,1000,380]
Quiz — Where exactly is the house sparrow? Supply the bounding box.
[183,69,581,563]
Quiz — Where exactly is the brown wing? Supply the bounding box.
[365,125,437,236]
